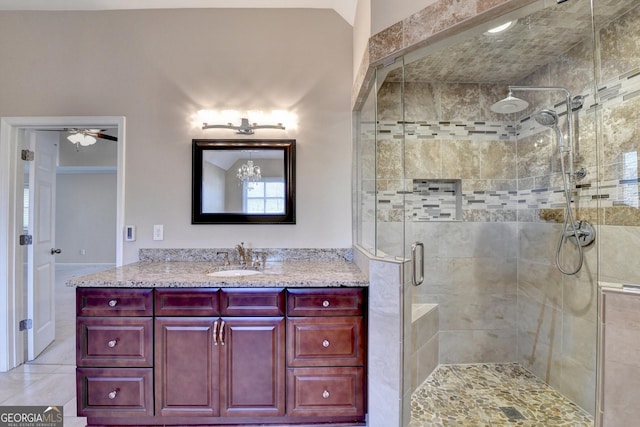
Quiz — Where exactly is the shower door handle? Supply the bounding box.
[411,241,424,286]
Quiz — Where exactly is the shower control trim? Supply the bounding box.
[574,167,587,181]
[565,220,596,247]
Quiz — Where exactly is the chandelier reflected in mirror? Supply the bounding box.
[237,154,261,184]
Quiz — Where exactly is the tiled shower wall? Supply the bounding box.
[361,2,640,415]
[597,3,640,285]
[373,80,522,372]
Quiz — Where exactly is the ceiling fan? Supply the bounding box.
[38,127,118,150]
[65,128,117,144]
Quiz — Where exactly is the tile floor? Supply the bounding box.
[409,363,594,426]
[0,264,110,427]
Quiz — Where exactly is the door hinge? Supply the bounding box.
[19,234,33,245]
[21,149,34,161]
[19,319,33,331]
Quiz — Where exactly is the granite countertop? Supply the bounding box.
[66,260,369,288]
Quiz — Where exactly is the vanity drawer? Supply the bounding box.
[287,367,365,418]
[77,317,153,367]
[77,288,153,317]
[287,317,364,367]
[76,367,154,417]
[287,288,364,317]
[155,288,220,316]
[220,288,285,316]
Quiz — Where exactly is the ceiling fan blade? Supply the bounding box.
[95,133,118,141]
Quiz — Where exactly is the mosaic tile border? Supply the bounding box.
[364,71,640,222]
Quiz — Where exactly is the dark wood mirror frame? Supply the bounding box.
[192,139,296,224]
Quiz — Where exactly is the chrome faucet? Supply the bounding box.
[235,242,246,266]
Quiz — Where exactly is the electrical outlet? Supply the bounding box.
[153,224,164,241]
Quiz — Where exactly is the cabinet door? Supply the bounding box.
[155,317,219,417]
[220,317,285,417]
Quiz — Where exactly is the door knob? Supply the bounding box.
[50,248,62,255]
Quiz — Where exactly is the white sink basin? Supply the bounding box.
[207,269,262,277]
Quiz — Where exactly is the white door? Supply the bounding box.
[27,131,59,360]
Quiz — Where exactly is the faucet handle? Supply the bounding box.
[252,252,267,268]
[216,251,230,266]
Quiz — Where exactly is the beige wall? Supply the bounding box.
[0,9,353,263]
[55,172,117,263]
[353,0,371,80]
[370,0,438,35]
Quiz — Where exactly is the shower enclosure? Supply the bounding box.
[354,0,640,425]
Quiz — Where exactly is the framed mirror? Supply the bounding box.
[192,139,296,224]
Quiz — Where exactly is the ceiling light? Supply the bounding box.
[67,131,97,147]
[486,21,514,34]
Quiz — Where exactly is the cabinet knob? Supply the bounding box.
[108,299,118,307]
[322,339,330,348]
[322,390,330,399]
[108,390,118,400]
[107,339,118,348]
[322,300,330,308]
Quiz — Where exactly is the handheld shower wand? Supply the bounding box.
[509,86,595,275]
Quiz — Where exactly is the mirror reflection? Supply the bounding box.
[202,149,285,214]
[192,139,295,224]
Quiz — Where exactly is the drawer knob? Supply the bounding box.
[108,299,118,307]
[108,390,118,400]
[107,339,118,348]
[322,300,330,308]
[322,390,330,399]
[322,339,330,348]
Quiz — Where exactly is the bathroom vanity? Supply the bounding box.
[69,259,368,427]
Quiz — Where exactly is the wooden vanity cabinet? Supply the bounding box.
[286,288,366,418]
[155,288,286,418]
[76,288,154,418]
[77,286,366,426]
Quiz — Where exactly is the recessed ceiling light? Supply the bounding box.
[487,21,514,34]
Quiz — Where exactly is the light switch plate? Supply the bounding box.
[153,224,164,241]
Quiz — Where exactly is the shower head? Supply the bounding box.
[534,109,559,127]
[490,92,529,114]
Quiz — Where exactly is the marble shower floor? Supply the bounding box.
[409,363,593,427]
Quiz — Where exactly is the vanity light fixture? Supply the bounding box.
[203,117,285,135]
[197,109,295,134]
